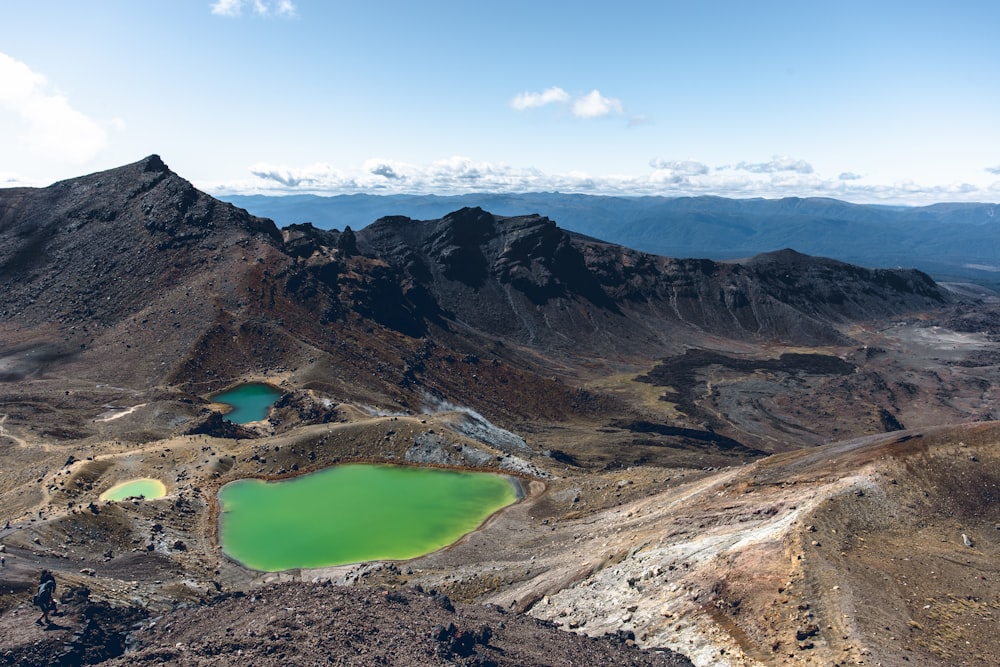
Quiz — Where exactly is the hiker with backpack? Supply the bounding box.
[33,570,56,626]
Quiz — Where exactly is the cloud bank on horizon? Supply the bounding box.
[202,154,1000,206]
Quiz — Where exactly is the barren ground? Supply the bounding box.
[2,307,1000,665]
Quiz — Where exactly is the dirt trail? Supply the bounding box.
[0,414,29,448]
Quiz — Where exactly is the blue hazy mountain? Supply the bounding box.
[219,193,1000,287]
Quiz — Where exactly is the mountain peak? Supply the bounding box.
[141,153,169,173]
[0,155,281,328]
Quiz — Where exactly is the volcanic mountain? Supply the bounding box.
[0,155,946,400]
[222,191,1000,288]
[1,156,999,666]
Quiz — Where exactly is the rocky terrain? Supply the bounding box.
[1,156,999,665]
[222,191,1000,288]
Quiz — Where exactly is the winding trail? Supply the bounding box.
[0,414,28,448]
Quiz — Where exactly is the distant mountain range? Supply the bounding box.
[220,193,1000,287]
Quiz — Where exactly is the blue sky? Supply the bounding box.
[1,0,999,204]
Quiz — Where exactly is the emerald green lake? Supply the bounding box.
[211,383,282,424]
[99,478,167,502]
[218,464,519,571]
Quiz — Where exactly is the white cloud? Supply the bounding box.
[210,0,242,16]
[370,163,403,180]
[735,155,813,174]
[839,172,863,181]
[211,0,296,17]
[986,165,1000,175]
[202,154,1000,206]
[511,86,624,119]
[510,87,569,110]
[0,52,108,163]
[650,159,710,176]
[571,89,623,118]
[249,162,338,187]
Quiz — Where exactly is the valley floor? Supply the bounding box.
[3,307,1000,666]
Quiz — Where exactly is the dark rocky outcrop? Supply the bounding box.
[740,248,945,320]
[183,411,259,439]
[357,208,949,351]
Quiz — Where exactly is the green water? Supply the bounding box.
[211,383,282,424]
[99,478,167,501]
[219,464,519,571]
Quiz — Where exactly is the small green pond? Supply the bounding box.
[99,478,167,502]
[211,383,282,424]
[219,464,519,571]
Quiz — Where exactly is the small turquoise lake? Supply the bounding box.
[211,383,282,424]
[218,463,520,571]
